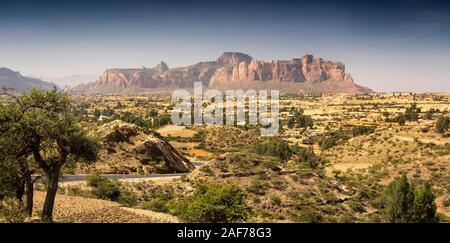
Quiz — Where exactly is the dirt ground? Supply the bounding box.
[32,191,179,223]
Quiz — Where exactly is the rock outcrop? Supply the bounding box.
[71,52,372,94]
[86,120,194,174]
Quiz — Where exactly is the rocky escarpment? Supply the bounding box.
[210,55,353,84]
[79,121,194,174]
[71,52,372,94]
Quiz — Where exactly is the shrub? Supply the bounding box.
[247,178,269,195]
[319,137,337,150]
[86,172,107,187]
[404,103,420,121]
[396,114,407,125]
[291,145,320,168]
[143,198,169,213]
[253,138,292,160]
[352,125,376,137]
[295,206,323,223]
[118,190,138,206]
[172,182,251,223]
[270,195,282,206]
[92,180,121,201]
[436,116,449,134]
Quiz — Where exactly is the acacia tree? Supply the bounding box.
[21,89,98,220]
[0,89,41,216]
[1,88,98,221]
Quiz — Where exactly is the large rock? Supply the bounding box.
[71,52,372,94]
[92,120,194,174]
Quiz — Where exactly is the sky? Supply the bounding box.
[0,0,450,92]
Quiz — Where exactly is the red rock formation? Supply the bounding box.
[71,52,372,94]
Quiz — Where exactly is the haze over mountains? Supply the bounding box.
[30,74,98,89]
[71,52,372,94]
[0,67,56,91]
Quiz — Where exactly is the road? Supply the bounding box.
[58,161,204,184]
[59,173,186,182]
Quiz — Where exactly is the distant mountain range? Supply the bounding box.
[71,52,372,94]
[0,67,56,91]
[31,74,98,88]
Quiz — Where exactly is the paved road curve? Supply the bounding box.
[59,173,186,182]
[58,161,204,183]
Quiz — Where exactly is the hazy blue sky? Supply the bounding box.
[1,0,450,92]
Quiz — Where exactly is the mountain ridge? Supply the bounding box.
[71,52,372,94]
[0,67,57,91]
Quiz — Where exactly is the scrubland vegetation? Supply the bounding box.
[1,90,449,223]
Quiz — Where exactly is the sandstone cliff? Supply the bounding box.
[71,52,372,94]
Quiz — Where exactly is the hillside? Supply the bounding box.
[0,67,56,91]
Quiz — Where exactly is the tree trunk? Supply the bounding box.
[42,170,60,221]
[14,179,25,204]
[25,174,34,216]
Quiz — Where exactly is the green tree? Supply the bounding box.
[172,182,251,223]
[383,175,414,223]
[383,175,438,223]
[0,88,52,216]
[412,182,438,223]
[2,88,99,221]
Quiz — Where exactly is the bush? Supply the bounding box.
[270,195,282,206]
[352,125,376,137]
[172,182,251,223]
[92,180,121,201]
[436,116,449,134]
[290,109,314,128]
[118,190,138,207]
[247,177,269,195]
[86,172,107,187]
[290,145,320,168]
[143,198,169,213]
[295,206,323,223]
[396,114,407,126]
[253,138,292,160]
[319,137,337,150]
[89,177,137,206]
